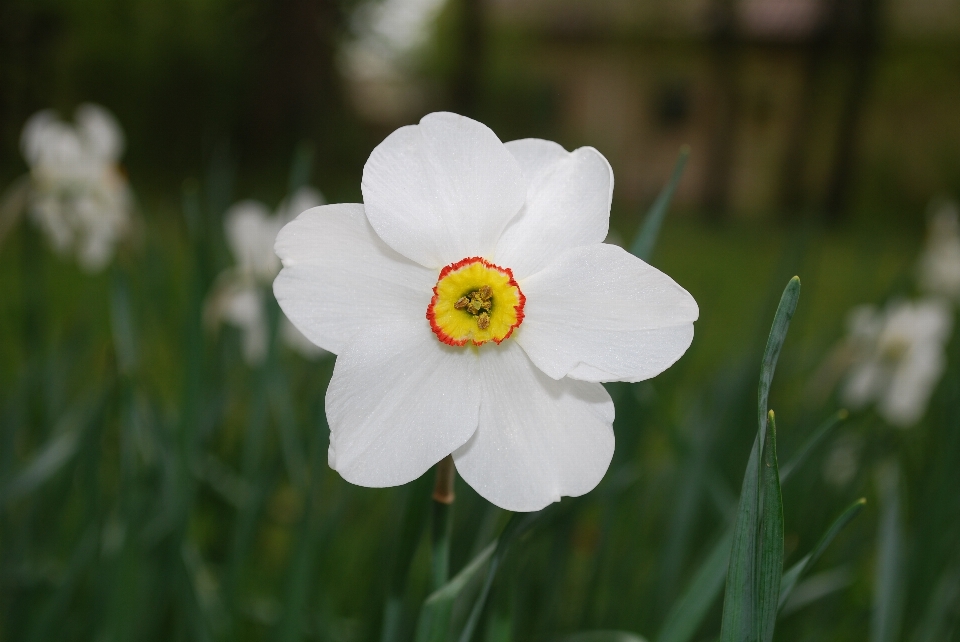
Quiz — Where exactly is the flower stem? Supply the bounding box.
[430,455,456,591]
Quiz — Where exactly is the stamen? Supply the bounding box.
[426,257,525,347]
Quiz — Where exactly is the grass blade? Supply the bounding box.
[0,393,102,506]
[757,277,800,454]
[756,411,784,642]
[720,278,798,642]
[558,632,649,642]
[629,146,690,262]
[779,498,866,610]
[779,410,847,483]
[458,511,544,642]
[381,473,432,642]
[415,543,497,642]
[871,463,905,642]
[655,529,734,642]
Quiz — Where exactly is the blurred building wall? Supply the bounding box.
[475,0,960,218]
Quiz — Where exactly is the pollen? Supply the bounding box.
[427,257,525,346]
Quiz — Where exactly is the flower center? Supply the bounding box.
[427,257,525,346]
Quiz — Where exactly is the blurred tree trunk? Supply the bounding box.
[823,0,882,222]
[778,0,837,219]
[701,0,740,223]
[451,0,485,118]
[242,0,346,163]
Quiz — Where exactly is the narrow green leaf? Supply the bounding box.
[629,146,690,262]
[458,511,544,642]
[557,632,649,642]
[381,474,432,642]
[779,410,847,483]
[656,529,734,642]
[779,498,866,610]
[756,411,784,642]
[721,278,798,642]
[911,563,960,642]
[288,141,315,195]
[757,277,800,454]
[24,526,99,642]
[109,266,138,374]
[0,393,102,506]
[720,426,762,640]
[871,464,905,642]
[415,543,497,642]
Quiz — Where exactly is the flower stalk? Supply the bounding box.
[430,455,456,590]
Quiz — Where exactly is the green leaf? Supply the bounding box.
[779,498,866,610]
[655,529,734,642]
[911,563,960,642]
[287,140,315,195]
[381,474,432,642]
[629,146,690,262]
[415,542,497,642]
[458,511,544,642]
[871,464,905,642]
[757,277,800,452]
[756,411,784,642]
[557,632,649,642]
[779,410,847,483]
[720,277,798,642]
[0,393,103,506]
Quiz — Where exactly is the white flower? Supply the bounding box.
[917,200,960,301]
[274,112,699,511]
[842,299,953,427]
[207,187,327,364]
[20,104,131,272]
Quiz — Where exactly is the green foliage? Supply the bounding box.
[629,147,690,263]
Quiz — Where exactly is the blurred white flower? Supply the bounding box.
[917,199,960,301]
[274,112,699,511]
[19,104,132,272]
[207,186,328,364]
[340,0,447,121]
[822,434,863,488]
[842,299,953,427]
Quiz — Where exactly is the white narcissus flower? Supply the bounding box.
[274,112,699,511]
[842,299,953,427]
[917,200,960,301]
[20,104,132,272]
[207,187,328,364]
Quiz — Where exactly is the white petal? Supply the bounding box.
[503,138,569,192]
[75,104,125,163]
[361,112,524,268]
[453,340,614,512]
[496,142,612,279]
[326,320,480,487]
[516,244,698,383]
[273,203,436,355]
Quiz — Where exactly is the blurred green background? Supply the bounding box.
[1,0,959,640]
